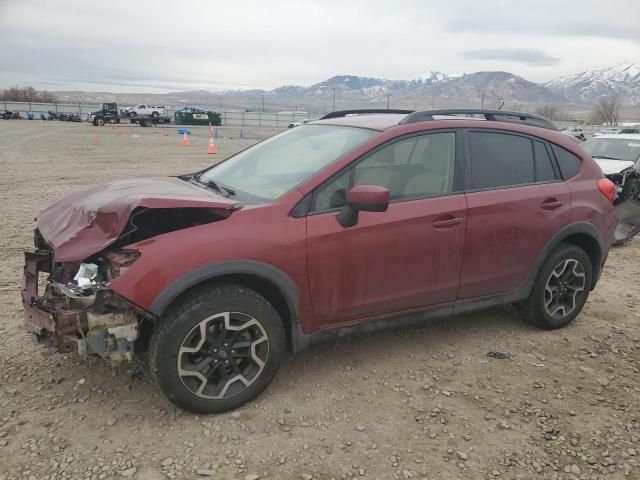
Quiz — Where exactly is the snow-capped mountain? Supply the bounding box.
[545,63,640,105]
[412,71,567,105]
[65,63,640,110]
[273,71,564,107]
[409,71,453,85]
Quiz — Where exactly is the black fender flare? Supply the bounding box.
[148,259,300,322]
[524,222,606,289]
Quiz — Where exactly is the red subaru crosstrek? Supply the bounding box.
[23,109,617,413]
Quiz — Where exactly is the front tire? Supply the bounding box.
[151,111,159,118]
[519,243,592,329]
[149,283,286,414]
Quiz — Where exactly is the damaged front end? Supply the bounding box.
[22,176,243,360]
[608,170,640,245]
[23,245,144,361]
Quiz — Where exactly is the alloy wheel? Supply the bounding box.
[177,312,269,399]
[543,258,586,319]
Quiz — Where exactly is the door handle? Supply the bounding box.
[432,216,464,229]
[541,198,563,211]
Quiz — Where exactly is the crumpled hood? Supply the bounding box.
[594,158,635,175]
[37,177,241,262]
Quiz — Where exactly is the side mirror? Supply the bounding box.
[337,184,390,228]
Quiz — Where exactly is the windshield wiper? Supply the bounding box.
[591,155,624,160]
[215,181,236,196]
[191,173,235,197]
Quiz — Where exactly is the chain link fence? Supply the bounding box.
[1,101,321,127]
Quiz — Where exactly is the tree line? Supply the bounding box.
[1,85,57,103]
[534,96,622,126]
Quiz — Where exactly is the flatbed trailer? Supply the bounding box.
[129,115,171,127]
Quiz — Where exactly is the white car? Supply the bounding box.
[561,127,586,142]
[593,127,620,137]
[125,104,166,118]
[581,134,640,244]
[287,119,312,128]
[581,134,640,200]
[618,126,640,134]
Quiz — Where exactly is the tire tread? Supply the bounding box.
[148,282,285,413]
[519,243,592,330]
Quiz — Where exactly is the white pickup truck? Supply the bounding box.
[126,104,166,118]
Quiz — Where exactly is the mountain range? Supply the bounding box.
[54,63,640,115]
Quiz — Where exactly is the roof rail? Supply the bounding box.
[320,109,414,120]
[399,109,558,131]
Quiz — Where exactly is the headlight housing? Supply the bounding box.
[103,249,140,280]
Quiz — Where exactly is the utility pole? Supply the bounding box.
[262,94,265,112]
[332,88,336,111]
[386,93,391,110]
[481,90,486,109]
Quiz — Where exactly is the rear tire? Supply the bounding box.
[519,243,592,329]
[149,283,286,414]
[95,118,105,127]
[151,111,159,118]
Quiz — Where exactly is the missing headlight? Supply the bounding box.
[103,249,140,279]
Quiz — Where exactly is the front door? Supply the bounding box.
[305,131,467,329]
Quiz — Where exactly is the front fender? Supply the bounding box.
[107,200,310,326]
[148,259,299,320]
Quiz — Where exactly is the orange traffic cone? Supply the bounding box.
[207,136,217,154]
[93,135,100,145]
[182,132,191,146]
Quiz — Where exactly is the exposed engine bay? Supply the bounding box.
[23,248,144,361]
[24,205,229,361]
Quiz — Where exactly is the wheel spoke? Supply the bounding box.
[543,257,586,319]
[177,311,269,400]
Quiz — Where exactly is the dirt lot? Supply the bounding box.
[0,120,638,480]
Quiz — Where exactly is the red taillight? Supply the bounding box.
[597,178,616,204]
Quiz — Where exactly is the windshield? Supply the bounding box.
[198,125,376,200]
[581,138,640,162]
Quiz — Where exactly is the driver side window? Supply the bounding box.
[313,132,456,212]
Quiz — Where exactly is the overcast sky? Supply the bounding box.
[0,0,638,93]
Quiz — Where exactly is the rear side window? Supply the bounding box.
[551,145,581,179]
[533,141,557,182]
[469,132,534,189]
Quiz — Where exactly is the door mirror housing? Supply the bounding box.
[337,184,390,228]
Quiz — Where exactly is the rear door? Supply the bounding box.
[458,130,570,299]
[305,131,467,328]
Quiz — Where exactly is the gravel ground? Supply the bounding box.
[0,120,638,480]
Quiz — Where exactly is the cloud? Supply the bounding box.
[445,0,640,44]
[460,49,560,66]
[0,0,637,91]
